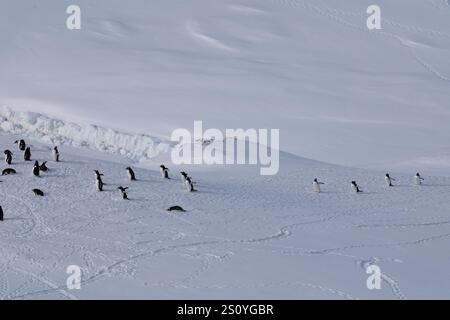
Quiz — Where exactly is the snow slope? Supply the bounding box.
[1,0,450,171]
[1,0,450,300]
[0,132,449,299]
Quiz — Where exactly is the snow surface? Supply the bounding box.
[0,0,449,300]
[0,133,449,299]
[1,0,450,171]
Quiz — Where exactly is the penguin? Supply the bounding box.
[0,206,3,221]
[160,165,169,179]
[2,168,16,176]
[94,170,104,180]
[414,172,424,186]
[126,167,136,181]
[95,176,103,192]
[185,177,196,192]
[180,171,188,184]
[351,181,362,193]
[39,161,49,172]
[32,160,40,177]
[312,178,324,193]
[32,189,44,196]
[53,146,60,162]
[167,206,186,212]
[117,186,129,200]
[24,147,31,161]
[4,150,12,165]
[14,139,26,151]
[385,173,395,187]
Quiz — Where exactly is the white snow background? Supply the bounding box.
[0,0,449,299]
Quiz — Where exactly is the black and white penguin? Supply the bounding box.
[94,170,104,180]
[2,168,16,176]
[39,161,49,172]
[4,150,12,165]
[385,173,395,187]
[117,186,129,200]
[160,165,169,179]
[24,147,31,161]
[32,189,44,196]
[185,177,196,192]
[414,172,424,186]
[0,206,3,221]
[95,176,103,192]
[53,146,60,162]
[312,178,324,193]
[126,167,136,181]
[351,181,362,193]
[180,171,188,184]
[167,206,186,212]
[32,161,40,177]
[14,139,26,151]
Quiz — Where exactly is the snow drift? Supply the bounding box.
[0,107,172,161]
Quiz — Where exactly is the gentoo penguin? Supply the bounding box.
[160,165,169,179]
[351,181,362,193]
[185,177,196,192]
[2,168,16,176]
[180,171,188,184]
[4,150,12,165]
[53,146,60,162]
[39,161,49,172]
[414,172,424,186]
[32,161,40,177]
[117,186,129,200]
[32,189,44,196]
[385,173,395,187]
[167,206,186,212]
[126,167,136,181]
[0,206,3,221]
[14,139,26,151]
[24,147,31,161]
[312,178,324,193]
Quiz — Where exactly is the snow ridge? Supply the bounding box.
[0,107,172,161]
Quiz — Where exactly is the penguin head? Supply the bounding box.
[126,167,132,171]
[351,181,357,185]
[416,172,420,176]
[386,173,390,177]
[181,171,187,177]
[34,160,39,166]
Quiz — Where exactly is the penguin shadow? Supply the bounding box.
[309,190,342,195]
[2,217,27,221]
[55,160,84,165]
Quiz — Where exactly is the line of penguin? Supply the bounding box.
[0,140,60,222]
[0,140,195,222]
[0,140,427,223]
[93,165,195,211]
[94,166,195,197]
[312,172,425,194]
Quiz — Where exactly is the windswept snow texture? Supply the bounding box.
[0,107,171,162]
[1,0,450,300]
[0,133,449,299]
[0,0,450,171]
